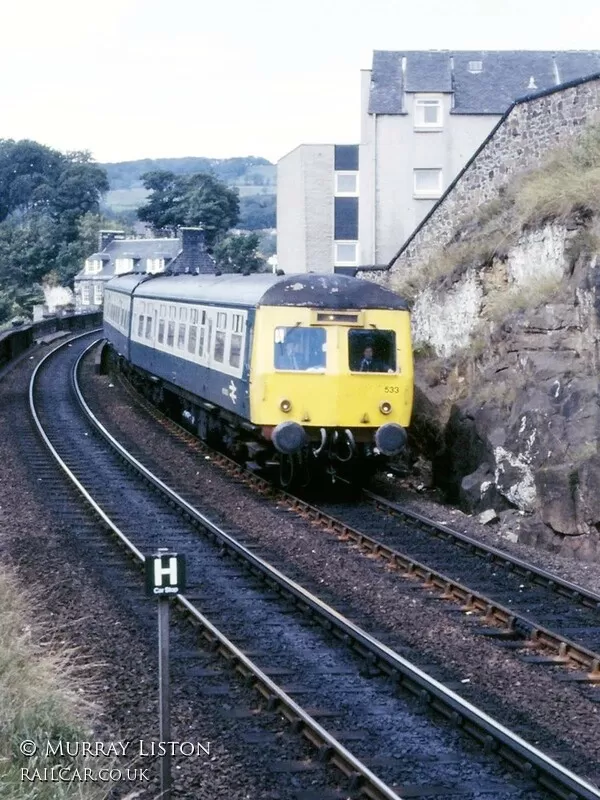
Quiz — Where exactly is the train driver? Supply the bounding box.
[358,344,390,372]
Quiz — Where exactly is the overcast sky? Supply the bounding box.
[3,0,600,164]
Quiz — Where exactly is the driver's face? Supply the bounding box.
[363,347,373,359]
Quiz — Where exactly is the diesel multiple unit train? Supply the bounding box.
[102,271,413,487]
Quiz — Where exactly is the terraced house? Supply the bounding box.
[277,50,600,274]
[74,227,215,311]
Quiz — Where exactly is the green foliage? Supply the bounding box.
[137,171,239,246]
[0,140,109,325]
[214,233,266,273]
[238,193,276,230]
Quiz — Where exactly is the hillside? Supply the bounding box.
[100,155,276,229]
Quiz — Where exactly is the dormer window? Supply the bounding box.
[114,258,133,275]
[146,257,165,274]
[468,60,483,74]
[414,95,443,130]
[85,258,102,274]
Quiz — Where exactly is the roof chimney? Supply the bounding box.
[171,227,215,274]
[99,229,125,251]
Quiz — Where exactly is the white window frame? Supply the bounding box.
[413,168,443,199]
[146,257,164,274]
[414,95,443,130]
[81,283,90,305]
[334,171,359,197]
[114,257,133,275]
[334,241,359,267]
[93,283,103,305]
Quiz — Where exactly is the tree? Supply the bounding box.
[137,170,239,246]
[238,194,276,230]
[214,233,265,274]
[0,139,109,324]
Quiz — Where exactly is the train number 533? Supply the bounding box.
[384,386,400,393]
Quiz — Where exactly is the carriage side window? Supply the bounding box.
[167,320,175,347]
[274,327,326,371]
[137,314,144,337]
[229,313,244,368]
[188,324,197,353]
[177,322,186,350]
[348,330,396,373]
[179,306,188,322]
[213,311,227,363]
[158,319,165,343]
[169,305,176,320]
[145,316,152,339]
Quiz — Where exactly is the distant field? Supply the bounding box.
[104,187,149,211]
[104,184,273,212]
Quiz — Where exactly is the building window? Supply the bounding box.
[334,241,358,266]
[334,172,359,196]
[146,258,164,274]
[93,283,103,305]
[81,283,90,305]
[468,60,483,73]
[114,258,133,275]
[413,168,443,198]
[414,96,443,129]
[85,259,102,275]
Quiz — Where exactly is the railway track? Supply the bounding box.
[108,345,600,687]
[27,333,600,799]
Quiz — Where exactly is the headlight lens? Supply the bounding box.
[379,401,392,415]
[280,399,292,413]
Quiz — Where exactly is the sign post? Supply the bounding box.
[145,548,186,800]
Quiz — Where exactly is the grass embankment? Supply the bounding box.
[393,123,600,304]
[0,570,110,799]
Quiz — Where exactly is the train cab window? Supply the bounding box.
[167,321,175,347]
[158,319,165,344]
[348,330,396,373]
[145,316,152,339]
[274,327,326,371]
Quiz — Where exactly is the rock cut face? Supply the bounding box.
[415,225,600,555]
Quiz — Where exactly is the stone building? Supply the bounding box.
[74,227,215,311]
[277,50,600,274]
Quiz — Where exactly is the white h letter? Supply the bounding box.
[154,557,178,586]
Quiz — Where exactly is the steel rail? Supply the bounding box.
[29,335,405,800]
[364,490,600,611]
[111,369,600,677]
[73,341,600,800]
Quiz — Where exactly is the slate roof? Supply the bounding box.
[369,50,600,115]
[74,230,215,283]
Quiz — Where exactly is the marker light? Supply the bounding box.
[280,399,292,413]
[379,401,392,415]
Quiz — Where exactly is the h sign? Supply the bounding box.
[145,551,186,596]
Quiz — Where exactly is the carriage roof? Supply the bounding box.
[104,272,408,311]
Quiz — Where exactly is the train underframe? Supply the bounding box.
[108,349,393,493]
